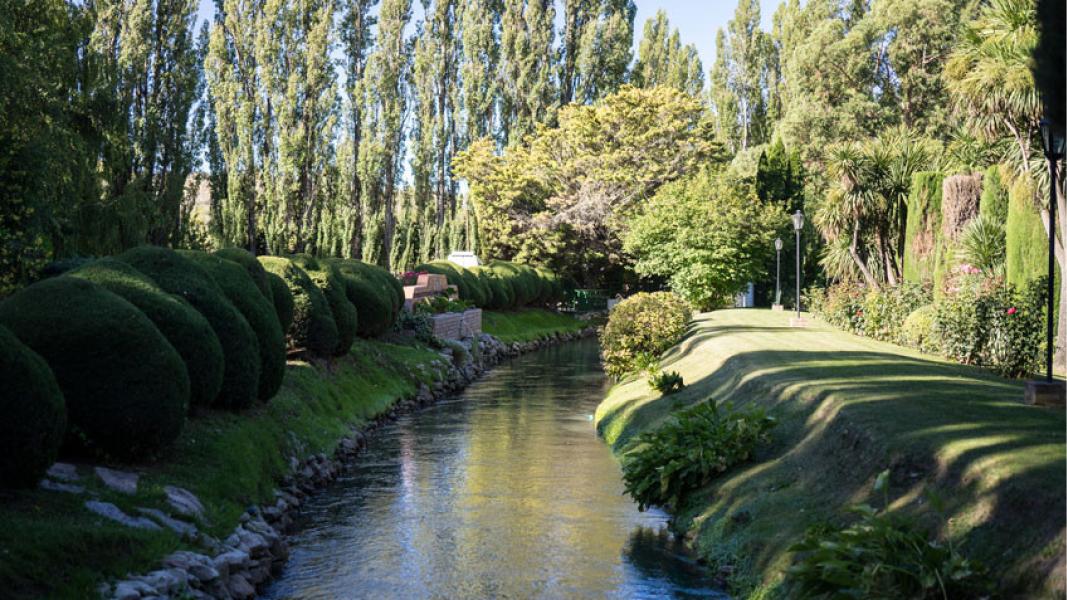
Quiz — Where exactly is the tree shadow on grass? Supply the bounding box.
[601,347,1066,595]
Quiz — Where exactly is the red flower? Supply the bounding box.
[1007,307,1017,315]
[856,309,864,316]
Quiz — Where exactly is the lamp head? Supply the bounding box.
[792,210,805,231]
[1040,118,1065,160]
[774,238,783,251]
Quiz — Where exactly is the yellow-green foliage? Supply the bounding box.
[600,291,692,379]
[0,277,188,457]
[0,325,65,488]
[180,251,286,401]
[69,258,224,408]
[1005,176,1048,287]
[290,255,358,357]
[903,171,944,285]
[979,164,1009,224]
[481,308,585,343]
[119,246,260,409]
[258,256,339,357]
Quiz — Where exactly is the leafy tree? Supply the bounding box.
[499,0,557,143]
[631,10,703,97]
[624,168,784,309]
[559,0,635,106]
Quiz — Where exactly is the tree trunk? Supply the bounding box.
[850,221,880,290]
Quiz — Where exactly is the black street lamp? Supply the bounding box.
[792,210,804,322]
[774,237,783,308]
[1028,119,1066,406]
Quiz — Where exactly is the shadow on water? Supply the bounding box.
[261,339,725,599]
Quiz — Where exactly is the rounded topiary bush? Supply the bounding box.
[265,271,295,331]
[600,291,692,379]
[258,256,339,357]
[415,261,468,301]
[291,255,357,356]
[489,261,534,306]
[333,267,393,337]
[68,258,224,408]
[118,245,260,409]
[214,247,274,307]
[333,259,401,333]
[901,304,938,353]
[180,251,286,401]
[472,266,513,309]
[0,326,66,488]
[0,277,188,456]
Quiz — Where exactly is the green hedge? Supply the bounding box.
[0,325,65,488]
[980,165,1009,224]
[1006,177,1049,287]
[415,260,558,309]
[258,256,339,357]
[0,277,188,456]
[469,266,510,309]
[265,271,295,331]
[119,246,260,409]
[291,255,358,356]
[180,251,286,401]
[902,171,945,285]
[214,247,275,307]
[68,258,224,408]
[332,259,400,336]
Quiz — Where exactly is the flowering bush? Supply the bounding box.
[979,279,1045,378]
[400,271,429,286]
[600,292,691,379]
[809,283,866,332]
[860,283,931,342]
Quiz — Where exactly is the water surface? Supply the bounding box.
[263,339,724,599]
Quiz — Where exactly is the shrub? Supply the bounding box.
[810,283,866,333]
[788,471,989,598]
[258,256,339,357]
[648,370,684,395]
[415,261,489,307]
[0,325,65,488]
[600,291,691,379]
[69,258,224,408]
[0,277,188,456]
[395,309,434,344]
[488,260,535,306]
[622,401,775,511]
[265,271,295,331]
[979,278,1046,378]
[901,305,937,353]
[119,245,260,409]
[290,255,357,356]
[471,266,513,309]
[180,251,286,401]
[957,215,1006,275]
[860,283,931,343]
[330,259,400,336]
[214,247,275,306]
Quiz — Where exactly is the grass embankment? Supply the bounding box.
[0,307,576,600]
[482,308,586,343]
[594,309,1066,598]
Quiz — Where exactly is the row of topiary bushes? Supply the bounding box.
[809,273,1047,378]
[0,246,401,489]
[412,259,565,310]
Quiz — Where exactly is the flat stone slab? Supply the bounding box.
[164,485,205,520]
[95,467,138,495]
[84,501,161,530]
[40,479,85,494]
[47,462,80,482]
[135,507,198,538]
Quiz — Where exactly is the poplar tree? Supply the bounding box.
[499,0,556,143]
[340,0,378,259]
[459,0,499,142]
[631,10,703,96]
[571,0,636,104]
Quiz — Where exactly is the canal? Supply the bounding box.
[263,338,724,599]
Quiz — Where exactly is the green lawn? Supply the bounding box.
[482,308,586,342]
[595,309,1066,598]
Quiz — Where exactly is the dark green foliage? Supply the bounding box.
[118,245,260,409]
[179,251,286,401]
[0,326,65,488]
[621,402,775,511]
[903,172,945,285]
[788,471,990,598]
[1005,177,1048,288]
[0,277,188,456]
[647,370,684,394]
[469,266,510,309]
[415,261,476,304]
[68,258,224,408]
[488,260,538,306]
[979,165,1009,225]
[214,247,274,306]
[265,272,295,331]
[258,256,339,356]
[331,259,400,336]
[600,291,692,379]
[291,255,357,356]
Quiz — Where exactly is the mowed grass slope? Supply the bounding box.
[482,308,585,343]
[595,309,1066,598]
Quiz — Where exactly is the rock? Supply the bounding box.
[164,485,205,520]
[214,549,251,575]
[136,508,198,538]
[47,462,80,482]
[227,573,255,599]
[95,467,139,495]
[132,569,188,596]
[84,501,161,530]
[39,479,85,494]
[112,580,154,600]
[162,550,219,583]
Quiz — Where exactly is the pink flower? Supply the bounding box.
[1007,307,1017,315]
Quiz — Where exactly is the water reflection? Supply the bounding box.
[263,339,726,599]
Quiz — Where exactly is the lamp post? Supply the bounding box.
[774,238,783,309]
[1027,119,1066,406]
[791,210,806,326]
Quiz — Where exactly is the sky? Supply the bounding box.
[195,0,781,72]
